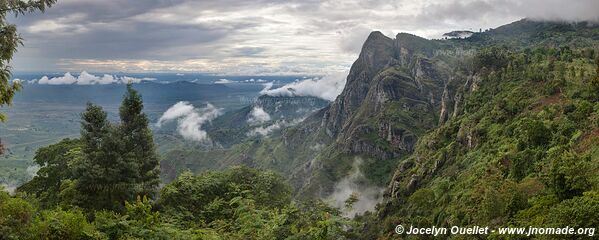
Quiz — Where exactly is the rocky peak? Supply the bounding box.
[321,32,397,135]
[321,31,442,138]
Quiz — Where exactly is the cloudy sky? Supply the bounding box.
[9,0,599,75]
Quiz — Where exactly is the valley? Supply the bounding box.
[0,1,598,236]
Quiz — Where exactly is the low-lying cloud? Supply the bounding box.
[1,165,40,195]
[247,106,271,125]
[247,119,302,137]
[328,157,383,217]
[34,71,153,85]
[156,101,222,142]
[260,72,347,101]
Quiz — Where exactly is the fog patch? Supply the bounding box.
[1,164,40,195]
[26,165,40,178]
[1,184,16,195]
[327,157,383,217]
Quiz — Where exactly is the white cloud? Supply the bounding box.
[120,76,144,84]
[156,101,222,142]
[247,122,283,137]
[247,106,271,125]
[258,82,275,96]
[38,72,77,85]
[76,71,116,85]
[214,78,236,84]
[247,118,302,137]
[260,72,347,101]
[35,71,151,85]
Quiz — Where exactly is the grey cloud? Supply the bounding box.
[8,0,599,74]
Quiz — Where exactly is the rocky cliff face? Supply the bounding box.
[320,32,456,158]
[290,31,468,198]
[321,31,396,137]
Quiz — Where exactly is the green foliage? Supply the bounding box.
[0,190,34,239]
[0,0,56,122]
[75,102,137,211]
[118,84,160,198]
[158,166,292,225]
[474,47,511,71]
[373,46,599,238]
[548,149,591,200]
[344,192,359,211]
[28,208,100,240]
[5,166,353,239]
[17,139,82,208]
[18,85,161,212]
[93,196,190,240]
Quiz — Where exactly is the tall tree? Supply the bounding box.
[0,0,56,154]
[17,138,82,208]
[119,84,160,198]
[75,103,137,211]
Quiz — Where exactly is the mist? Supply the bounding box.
[327,157,383,217]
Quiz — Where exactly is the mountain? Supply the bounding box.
[12,81,232,106]
[206,95,330,147]
[161,31,462,196]
[354,20,599,238]
[161,19,599,217]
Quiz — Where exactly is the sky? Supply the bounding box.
[8,0,599,75]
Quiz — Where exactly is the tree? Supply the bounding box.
[17,139,82,208]
[158,167,292,225]
[592,56,599,98]
[118,84,160,198]
[0,0,56,154]
[75,103,138,211]
[0,0,56,121]
[0,190,35,239]
[549,150,591,201]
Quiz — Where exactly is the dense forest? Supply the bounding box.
[361,46,599,239]
[1,1,599,239]
[2,45,598,240]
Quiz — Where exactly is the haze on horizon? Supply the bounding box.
[9,0,599,75]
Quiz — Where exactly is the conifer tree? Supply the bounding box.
[119,84,160,198]
[75,103,137,211]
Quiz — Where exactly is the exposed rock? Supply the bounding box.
[322,31,396,137]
